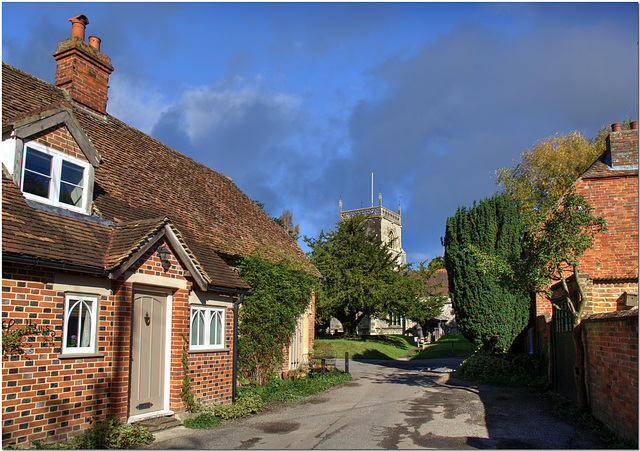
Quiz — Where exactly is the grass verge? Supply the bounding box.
[314,335,416,360]
[412,334,475,360]
[184,369,352,429]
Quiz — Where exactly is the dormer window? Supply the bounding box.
[20,142,91,213]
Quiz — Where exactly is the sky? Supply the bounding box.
[2,2,638,264]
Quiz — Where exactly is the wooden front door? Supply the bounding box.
[130,291,166,416]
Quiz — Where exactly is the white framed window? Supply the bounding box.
[20,141,91,213]
[62,294,98,354]
[190,306,225,350]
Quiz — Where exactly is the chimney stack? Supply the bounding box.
[607,120,639,169]
[53,15,114,115]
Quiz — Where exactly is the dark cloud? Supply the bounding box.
[4,3,636,263]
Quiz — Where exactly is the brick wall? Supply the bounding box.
[30,125,88,162]
[2,263,121,446]
[583,310,638,443]
[575,175,639,281]
[2,239,236,446]
[54,40,113,115]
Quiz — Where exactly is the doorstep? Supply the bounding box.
[134,415,182,432]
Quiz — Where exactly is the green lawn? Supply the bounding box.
[411,334,476,360]
[314,335,416,360]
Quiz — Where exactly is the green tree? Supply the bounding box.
[237,248,315,385]
[305,214,413,336]
[399,260,447,335]
[473,191,606,408]
[444,194,529,352]
[426,256,445,271]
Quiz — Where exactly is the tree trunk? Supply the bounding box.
[572,322,588,411]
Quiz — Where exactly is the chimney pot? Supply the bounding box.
[88,36,101,51]
[611,122,622,132]
[631,120,639,130]
[69,14,89,40]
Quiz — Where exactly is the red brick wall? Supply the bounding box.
[575,175,638,281]
[583,310,638,443]
[2,239,235,446]
[29,125,88,163]
[2,263,121,446]
[54,44,112,115]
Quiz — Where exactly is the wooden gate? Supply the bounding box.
[288,314,305,370]
[552,296,578,403]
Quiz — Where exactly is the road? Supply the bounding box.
[149,358,603,449]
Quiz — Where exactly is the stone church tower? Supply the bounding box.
[339,192,406,266]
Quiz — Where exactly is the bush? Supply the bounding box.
[31,417,154,449]
[456,351,548,387]
[212,391,264,421]
[183,412,221,429]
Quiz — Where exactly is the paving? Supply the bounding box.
[147,358,603,449]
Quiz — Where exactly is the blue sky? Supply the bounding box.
[3,2,638,263]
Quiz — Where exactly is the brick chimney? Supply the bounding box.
[607,122,639,169]
[53,15,114,115]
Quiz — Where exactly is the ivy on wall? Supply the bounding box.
[237,246,316,385]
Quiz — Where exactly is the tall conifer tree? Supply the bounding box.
[444,194,529,352]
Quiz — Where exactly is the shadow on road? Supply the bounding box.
[350,358,604,449]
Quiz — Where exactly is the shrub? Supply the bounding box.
[456,351,548,387]
[32,417,154,449]
[212,391,264,421]
[183,412,221,429]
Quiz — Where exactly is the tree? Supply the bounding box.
[305,214,414,336]
[496,131,603,229]
[426,256,445,271]
[399,260,447,335]
[443,194,529,352]
[277,209,301,241]
[496,120,635,229]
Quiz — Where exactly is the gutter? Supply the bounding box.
[3,253,109,277]
[232,293,248,403]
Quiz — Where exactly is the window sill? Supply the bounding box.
[58,352,103,359]
[188,347,229,354]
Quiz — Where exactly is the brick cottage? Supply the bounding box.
[2,15,318,446]
[534,122,638,442]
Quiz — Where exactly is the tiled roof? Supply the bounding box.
[580,151,638,179]
[2,171,111,269]
[2,62,319,290]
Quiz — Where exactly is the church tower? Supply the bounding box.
[339,193,406,265]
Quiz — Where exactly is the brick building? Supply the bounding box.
[2,15,317,446]
[534,121,638,441]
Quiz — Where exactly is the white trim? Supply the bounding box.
[164,293,172,413]
[20,141,91,214]
[189,305,226,351]
[61,293,98,355]
[123,272,188,290]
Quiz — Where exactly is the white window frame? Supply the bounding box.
[62,294,98,354]
[20,141,91,214]
[189,306,225,351]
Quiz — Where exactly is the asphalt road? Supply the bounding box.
[149,358,603,449]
